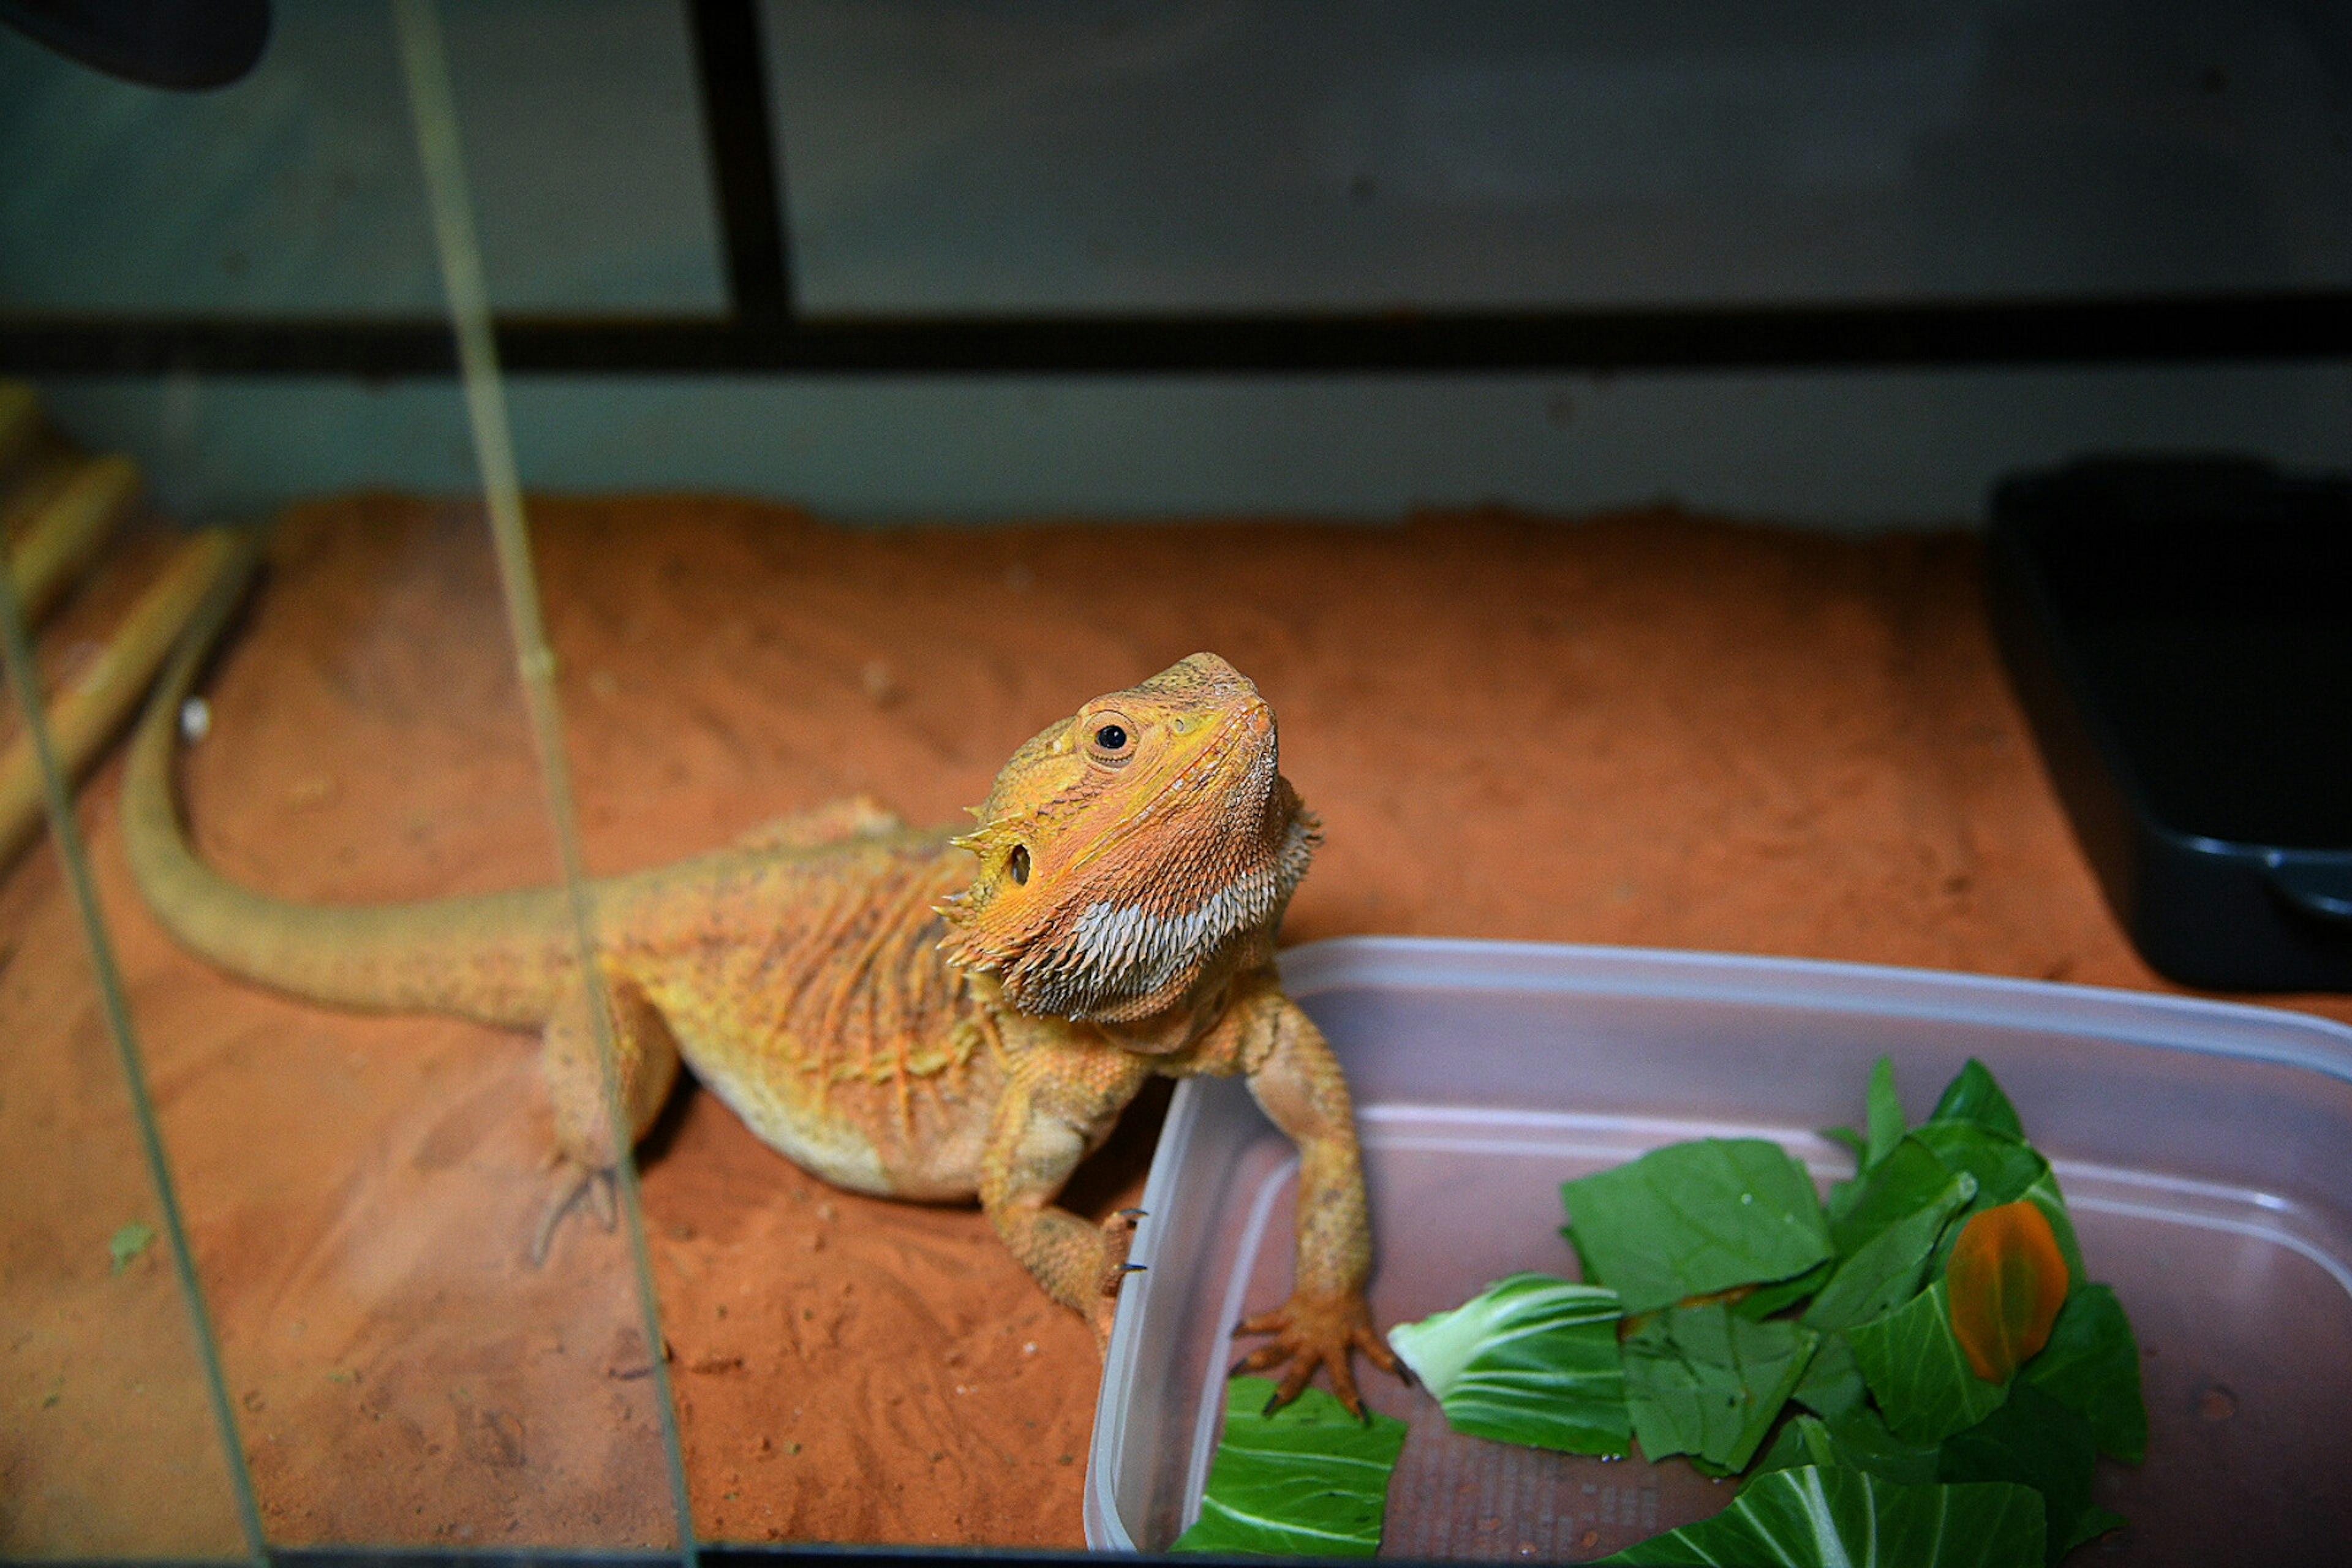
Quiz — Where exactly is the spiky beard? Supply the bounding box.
[940,774,1319,1023]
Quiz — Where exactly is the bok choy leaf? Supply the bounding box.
[1597,1463,2047,1567]
[1170,1377,1408,1557]
[1621,1302,1817,1472]
[1562,1137,1833,1314]
[1384,1273,1630,1455]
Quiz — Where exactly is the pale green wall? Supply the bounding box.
[7,1,2349,526]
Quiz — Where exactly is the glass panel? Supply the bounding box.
[767,0,2352,310]
[494,486,1153,1544]
[0,0,725,314]
[2,423,692,1545]
[2,2,694,1550]
[94,400,689,1548]
[9,0,2348,1559]
[0,418,255,1556]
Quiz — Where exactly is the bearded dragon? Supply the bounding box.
[123,543,1398,1411]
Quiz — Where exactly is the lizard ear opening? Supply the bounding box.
[1008,844,1030,886]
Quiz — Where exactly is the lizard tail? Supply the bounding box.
[122,527,573,1028]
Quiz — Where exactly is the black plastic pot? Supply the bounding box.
[1988,454,2352,992]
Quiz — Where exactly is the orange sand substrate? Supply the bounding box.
[4,496,2346,1553]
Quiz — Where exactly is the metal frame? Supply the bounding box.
[4,0,2348,379]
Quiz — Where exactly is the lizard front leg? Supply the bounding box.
[1229,985,1400,1415]
[534,966,682,1262]
[976,1032,1154,1347]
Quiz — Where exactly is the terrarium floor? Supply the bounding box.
[6,495,2344,1552]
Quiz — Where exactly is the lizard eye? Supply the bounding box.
[1085,711,1137,769]
[1007,844,1030,885]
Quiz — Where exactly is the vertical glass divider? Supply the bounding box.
[0,546,270,1564]
[393,0,699,1558]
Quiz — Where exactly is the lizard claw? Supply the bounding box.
[1231,1289,1403,1419]
[529,1161,616,1267]
[1093,1208,1146,1297]
[1085,1208,1152,1347]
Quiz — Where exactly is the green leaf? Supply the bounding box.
[2021,1284,2147,1464]
[108,1221,155,1273]
[1562,1138,1833,1315]
[1866,1056,1907,1169]
[1754,1409,1943,1487]
[1912,1122,2038,1207]
[1384,1274,1629,1455]
[1929,1059,2026,1140]
[1940,1379,2099,1567]
[1622,1303,1817,1472]
[1599,1464,2047,1567]
[1804,1172,1975,1333]
[1792,1332,1868,1420]
[1912,1122,2086,1284]
[1819,1402,1945,1486]
[2063,1506,2127,1553]
[1735,1258,1834,1321]
[1847,1280,2013,1443]
[1829,1136,1962,1256]
[1170,1377,1408,1557]
[1752,1413,1844,1477]
[1822,1125,1868,1166]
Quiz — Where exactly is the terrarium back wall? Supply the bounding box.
[7,0,2350,524]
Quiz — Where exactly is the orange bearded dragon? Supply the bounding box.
[123,549,1399,1412]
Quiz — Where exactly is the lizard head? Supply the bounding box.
[937,653,1319,1025]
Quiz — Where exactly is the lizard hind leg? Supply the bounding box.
[531,968,682,1265]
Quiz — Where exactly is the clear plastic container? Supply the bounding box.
[1086,937,2352,1564]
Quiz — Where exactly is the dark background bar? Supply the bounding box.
[3,293,2350,377]
[685,0,793,329]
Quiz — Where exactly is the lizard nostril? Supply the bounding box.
[1008,844,1030,885]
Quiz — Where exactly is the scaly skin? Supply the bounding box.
[124,543,1399,1412]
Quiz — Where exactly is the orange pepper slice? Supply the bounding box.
[1945,1200,2070,1382]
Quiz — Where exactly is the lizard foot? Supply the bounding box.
[529,1160,619,1267]
[1087,1208,1149,1346]
[1232,1289,1401,1418]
